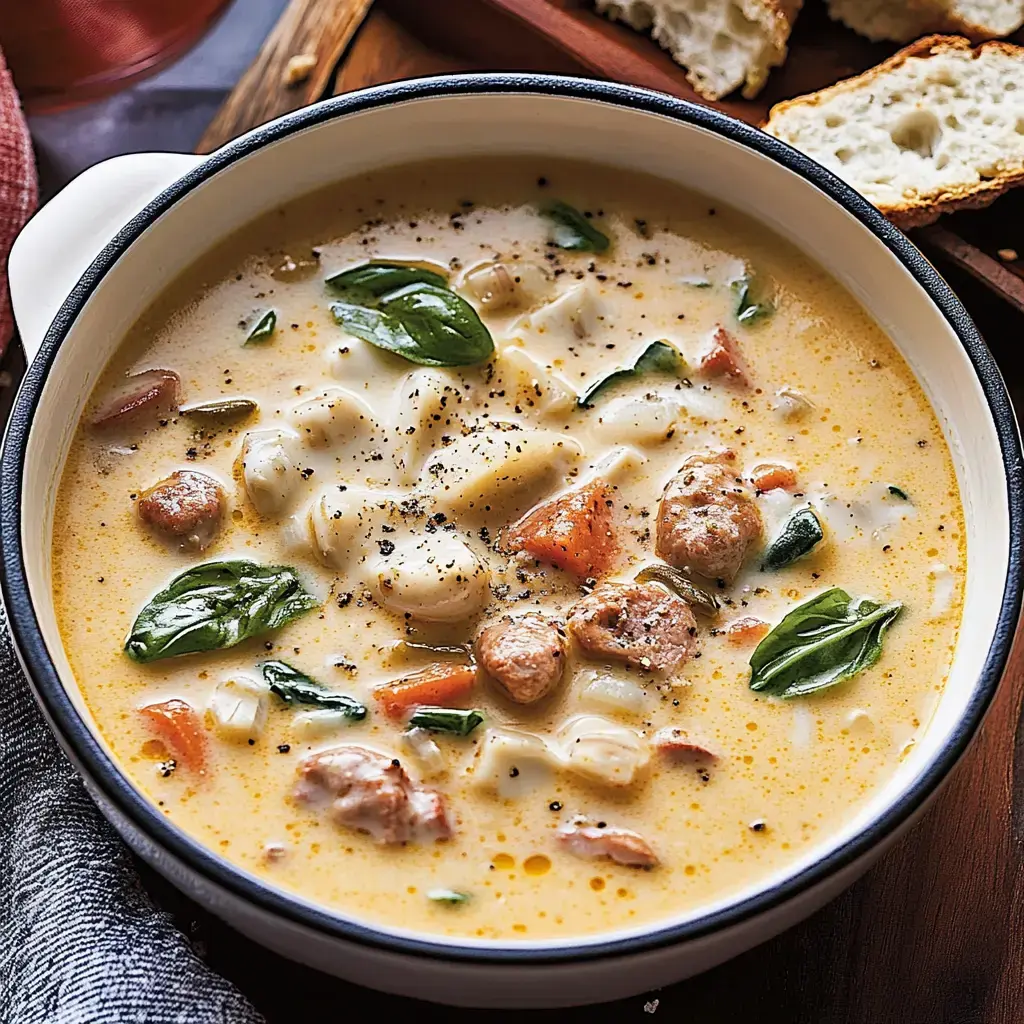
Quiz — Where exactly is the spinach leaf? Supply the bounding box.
[125,560,319,663]
[732,274,773,325]
[541,200,610,252]
[577,340,686,408]
[635,564,719,616]
[325,262,448,299]
[179,397,258,421]
[330,278,494,367]
[245,310,277,345]
[761,507,824,570]
[261,660,367,719]
[749,587,903,698]
[408,706,484,736]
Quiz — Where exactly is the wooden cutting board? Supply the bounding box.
[193,2,1024,1019]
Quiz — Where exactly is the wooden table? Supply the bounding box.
[18,0,1024,1019]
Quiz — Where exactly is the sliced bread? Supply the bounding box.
[764,36,1024,228]
[827,0,1024,43]
[594,0,803,100]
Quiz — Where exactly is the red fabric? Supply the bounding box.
[0,47,37,354]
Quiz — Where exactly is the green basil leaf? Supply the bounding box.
[245,310,277,345]
[261,660,367,719]
[732,274,773,325]
[179,397,258,421]
[125,560,319,663]
[331,282,494,367]
[888,485,910,501]
[541,200,610,252]
[577,340,686,407]
[749,587,903,698]
[761,507,824,570]
[427,888,471,905]
[408,706,484,736]
[325,261,448,299]
[635,564,719,616]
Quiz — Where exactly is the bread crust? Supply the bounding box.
[765,36,1024,228]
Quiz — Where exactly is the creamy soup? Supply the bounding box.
[52,158,964,940]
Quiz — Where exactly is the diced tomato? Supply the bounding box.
[699,326,747,385]
[140,698,206,772]
[503,480,617,578]
[375,663,478,720]
[749,462,797,492]
[724,616,771,644]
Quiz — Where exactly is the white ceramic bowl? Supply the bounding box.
[2,76,1021,1008]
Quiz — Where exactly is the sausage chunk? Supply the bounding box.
[476,614,566,704]
[567,581,697,673]
[92,369,180,429]
[652,726,717,762]
[137,470,224,550]
[558,823,658,868]
[655,448,762,582]
[294,745,452,845]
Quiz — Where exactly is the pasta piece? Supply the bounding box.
[496,345,577,418]
[308,484,400,570]
[207,674,270,742]
[288,386,377,447]
[557,715,650,787]
[239,428,302,517]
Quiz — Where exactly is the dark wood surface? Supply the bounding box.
[15,0,1024,1020]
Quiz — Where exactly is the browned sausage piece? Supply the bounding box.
[294,745,452,845]
[655,448,762,583]
[652,726,718,761]
[567,581,697,673]
[476,614,567,704]
[92,369,180,429]
[558,823,658,868]
[137,470,224,550]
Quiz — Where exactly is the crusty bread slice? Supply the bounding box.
[765,36,1024,228]
[827,0,1024,43]
[595,0,803,100]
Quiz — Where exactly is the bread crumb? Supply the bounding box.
[283,53,317,88]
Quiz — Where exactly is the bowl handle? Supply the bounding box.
[8,152,204,361]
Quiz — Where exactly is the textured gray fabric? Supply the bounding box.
[0,604,263,1023]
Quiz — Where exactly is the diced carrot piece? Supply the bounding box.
[375,663,478,720]
[699,326,747,385]
[140,698,206,772]
[503,480,617,578]
[750,462,797,492]
[724,616,770,644]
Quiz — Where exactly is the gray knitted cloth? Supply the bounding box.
[0,603,263,1023]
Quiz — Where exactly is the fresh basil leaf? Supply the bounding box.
[125,560,319,663]
[325,261,448,299]
[749,587,903,698]
[245,310,277,345]
[888,485,910,501]
[179,397,258,421]
[541,200,610,252]
[331,282,494,367]
[732,274,773,325]
[261,660,367,719]
[578,340,686,407]
[408,706,484,736]
[761,507,824,570]
[635,564,719,616]
[427,888,471,905]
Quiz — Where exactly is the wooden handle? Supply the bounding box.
[196,0,375,154]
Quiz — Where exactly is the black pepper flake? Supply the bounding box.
[750,820,767,833]
[391,758,401,768]
[277,744,291,754]
[300,467,315,480]
[549,801,562,812]
[337,592,354,608]
[377,539,395,556]
[509,766,520,778]
[158,759,177,778]
[247,738,255,746]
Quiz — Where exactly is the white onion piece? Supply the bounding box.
[928,563,955,618]
[591,394,683,446]
[557,715,650,787]
[497,345,576,418]
[510,281,606,341]
[772,386,814,420]
[579,670,645,715]
[207,674,269,741]
[402,727,446,777]
[471,728,559,797]
[291,709,353,739]
[790,703,813,749]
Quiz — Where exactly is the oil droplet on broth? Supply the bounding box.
[492,852,515,870]
[523,854,551,876]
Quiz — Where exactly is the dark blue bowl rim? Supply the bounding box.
[2,73,1022,967]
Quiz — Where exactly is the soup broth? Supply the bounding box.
[51,158,964,940]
